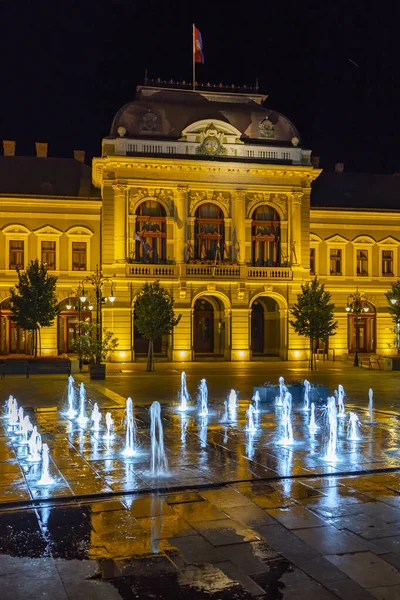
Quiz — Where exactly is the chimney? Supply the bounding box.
[73,150,85,164]
[35,142,48,158]
[3,140,16,156]
[335,162,344,173]
[311,155,320,168]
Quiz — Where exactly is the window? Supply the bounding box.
[310,248,316,275]
[195,203,225,261]
[330,248,342,275]
[41,241,56,269]
[382,250,394,276]
[251,205,280,267]
[134,200,166,263]
[72,242,87,271]
[9,241,24,269]
[356,249,368,276]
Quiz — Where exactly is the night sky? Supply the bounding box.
[2,1,399,173]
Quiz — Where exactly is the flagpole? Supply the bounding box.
[192,23,196,90]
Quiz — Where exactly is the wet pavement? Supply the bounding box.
[1,363,400,598]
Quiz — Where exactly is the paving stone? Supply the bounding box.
[55,559,121,600]
[192,518,259,546]
[293,525,367,555]
[214,560,266,596]
[325,551,400,589]
[369,585,400,600]
[135,515,196,538]
[168,534,225,564]
[267,505,327,529]
[200,487,254,509]
[222,503,277,527]
[171,500,227,522]
[216,540,279,575]
[369,536,400,555]
[0,557,68,600]
[280,567,340,599]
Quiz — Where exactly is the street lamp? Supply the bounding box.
[81,265,116,362]
[346,287,369,367]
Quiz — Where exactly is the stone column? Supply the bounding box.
[175,186,188,264]
[233,191,246,265]
[113,183,128,274]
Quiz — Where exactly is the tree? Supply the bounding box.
[290,277,338,370]
[9,260,59,357]
[134,280,181,371]
[384,280,400,352]
[71,321,118,366]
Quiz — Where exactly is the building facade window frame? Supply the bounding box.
[134,199,167,264]
[377,237,400,279]
[325,235,348,279]
[2,224,31,271]
[310,233,322,276]
[65,226,93,272]
[251,204,280,267]
[34,225,63,271]
[352,236,375,279]
[194,202,225,262]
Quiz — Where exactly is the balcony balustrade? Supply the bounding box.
[125,263,292,280]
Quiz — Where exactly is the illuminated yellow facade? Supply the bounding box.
[0,86,399,361]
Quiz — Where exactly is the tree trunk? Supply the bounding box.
[38,327,41,357]
[34,329,38,358]
[309,338,314,370]
[147,339,155,372]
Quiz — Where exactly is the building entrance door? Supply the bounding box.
[251,302,264,354]
[193,299,214,353]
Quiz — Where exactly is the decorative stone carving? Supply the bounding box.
[291,192,303,205]
[139,110,159,133]
[259,117,275,138]
[129,187,174,215]
[245,192,287,218]
[188,190,231,216]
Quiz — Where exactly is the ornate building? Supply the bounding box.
[0,85,399,361]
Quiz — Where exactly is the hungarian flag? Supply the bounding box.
[134,231,153,254]
[194,26,205,64]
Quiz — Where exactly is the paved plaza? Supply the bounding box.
[1,361,400,598]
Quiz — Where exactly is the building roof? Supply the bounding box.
[0,156,100,198]
[311,171,400,210]
[110,86,301,145]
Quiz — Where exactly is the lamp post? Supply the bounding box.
[346,287,369,367]
[81,265,116,363]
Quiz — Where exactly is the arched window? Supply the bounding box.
[251,205,280,266]
[135,201,166,264]
[195,203,225,261]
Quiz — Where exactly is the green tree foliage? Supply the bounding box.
[290,277,338,370]
[9,260,59,356]
[71,321,118,366]
[134,280,182,371]
[384,280,400,352]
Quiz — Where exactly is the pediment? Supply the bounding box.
[325,234,349,244]
[65,226,94,237]
[34,225,63,237]
[378,236,400,246]
[181,119,242,137]
[2,224,31,236]
[352,235,375,245]
[310,232,322,243]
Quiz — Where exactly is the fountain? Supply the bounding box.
[337,384,346,418]
[347,412,362,441]
[325,396,338,462]
[122,397,137,457]
[198,379,208,417]
[37,443,55,486]
[303,380,311,412]
[91,403,102,431]
[252,390,260,414]
[246,404,257,434]
[309,402,319,432]
[178,371,190,412]
[227,389,237,422]
[27,426,42,462]
[199,416,208,449]
[275,376,285,407]
[278,391,294,445]
[150,401,168,475]
[180,413,188,444]
[66,375,77,418]
[14,407,25,434]
[8,398,19,426]
[368,388,373,422]
[77,383,88,427]
[3,395,15,419]
[20,415,33,444]
[104,412,114,439]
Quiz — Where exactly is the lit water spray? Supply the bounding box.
[199,416,208,449]
[303,380,311,412]
[278,391,294,445]
[252,390,260,414]
[325,396,338,462]
[77,383,88,426]
[337,384,346,418]
[27,426,42,462]
[178,371,190,412]
[347,412,362,441]
[198,379,208,417]
[91,403,102,431]
[8,398,19,426]
[4,395,14,419]
[309,402,319,433]
[104,412,114,439]
[246,404,257,434]
[37,443,55,486]
[122,397,137,457]
[150,401,168,475]
[368,388,373,423]
[275,376,285,407]
[227,389,237,421]
[66,375,77,418]
[15,407,25,434]
[20,415,33,444]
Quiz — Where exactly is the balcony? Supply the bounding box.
[125,263,292,281]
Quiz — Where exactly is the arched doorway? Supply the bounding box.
[251,297,280,356]
[0,298,32,355]
[348,301,376,354]
[57,297,92,355]
[193,296,225,357]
